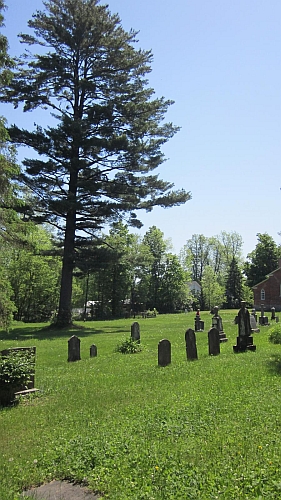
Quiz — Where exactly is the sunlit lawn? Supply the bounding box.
[1,311,281,499]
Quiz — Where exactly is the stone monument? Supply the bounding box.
[259,304,269,326]
[233,301,256,352]
[211,306,228,342]
[194,309,204,332]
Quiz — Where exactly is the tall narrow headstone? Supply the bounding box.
[259,304,269,325]
[68,335,81,362]
[90,344,97,357]
[211,306,228,342]
[208,327,220,356]
[158,339,171,366]
[233,301,256,352]
[185,328,198,360]
[131,322,140,343]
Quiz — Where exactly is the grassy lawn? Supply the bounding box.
[1,311,281,499]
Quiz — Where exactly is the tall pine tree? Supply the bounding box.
[1,0,190,326]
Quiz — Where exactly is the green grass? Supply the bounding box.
[1,311,281,499]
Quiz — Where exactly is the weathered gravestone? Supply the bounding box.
[158,339,171,367]
[185,328,198,360]
[131,322,140,343]
[68,335,81,362]
[233,301,256,352]
[90,344,97,357]
[194,310,204,332]
[250,313,260,332]
[259,304,269,326]
[208,327,220,356]
[252,308,257,322]
[211,306,228,342]
[271,307,279,322]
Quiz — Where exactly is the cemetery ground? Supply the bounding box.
[1,312,281,499]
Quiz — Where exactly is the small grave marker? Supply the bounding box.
[90,344,97,357]
[68,335,81,362]
[185,328,198,360]
[158,339,171,366]
[131,322,140,343]
[208,327,220,356]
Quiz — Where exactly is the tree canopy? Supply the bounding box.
[1,0,190,326]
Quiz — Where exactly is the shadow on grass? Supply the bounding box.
[0,324,129,341]
[266,353,281,375]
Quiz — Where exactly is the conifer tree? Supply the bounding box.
[1,0,190,326]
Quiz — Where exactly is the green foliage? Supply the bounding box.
[114,337,142,354]
[244,233,281,287]
[1,0,190,326]
[225,257,243,308]
[201,265,226,310]
[0,350,32,387]
[268,323,281,344]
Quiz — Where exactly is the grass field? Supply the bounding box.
[1,311,281,499]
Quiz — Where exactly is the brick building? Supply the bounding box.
[253,259,281,311]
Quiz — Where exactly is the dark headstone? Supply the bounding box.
[131,322,140,343]
[271,307,276,320]
[158,339,171,367]
[211,306,228,342]
[208,327,220,356]
[68,335,81,362]
[90,344,97,357]
[233,301,256,353]
[195,314,204,332]
[185,328,198,360]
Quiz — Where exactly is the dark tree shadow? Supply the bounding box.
[0,323,129,341]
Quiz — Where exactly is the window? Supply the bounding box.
[261,289,265,301]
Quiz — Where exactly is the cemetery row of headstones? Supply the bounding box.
[69,302,259,364]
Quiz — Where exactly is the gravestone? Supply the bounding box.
[211,306,228,342]
[194,310,204,332]
[68,335,81,362]
[233,301,256,352]
[259,304,269,326]
[250,313,260,332]
[158,339,171,366]
[185,328,198,360]
[90,344,97,357]
[131,322,140,343]
[251,308,257,322]
[208,327,220,356]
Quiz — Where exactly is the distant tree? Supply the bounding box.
[8,226,61,322]
[201,265,225,310]
[225,257,243,308]
[158,253,190,313]
[244,233,281,287]
[2,0,190,327]
[141,226,168,310]
[182,234,211,282]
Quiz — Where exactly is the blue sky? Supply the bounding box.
[1,0,281,258]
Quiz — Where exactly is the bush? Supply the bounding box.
[268,323,281,344]
[114,337,142,354]
[0,350,33,387]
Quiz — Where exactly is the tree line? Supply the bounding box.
[1,213,281,329]
[0,1,280,329]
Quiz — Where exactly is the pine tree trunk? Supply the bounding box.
[56,170,78,327]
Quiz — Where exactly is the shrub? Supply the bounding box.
[0,350,33,388]
[268,323,281,344]
[114,337,142,354]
